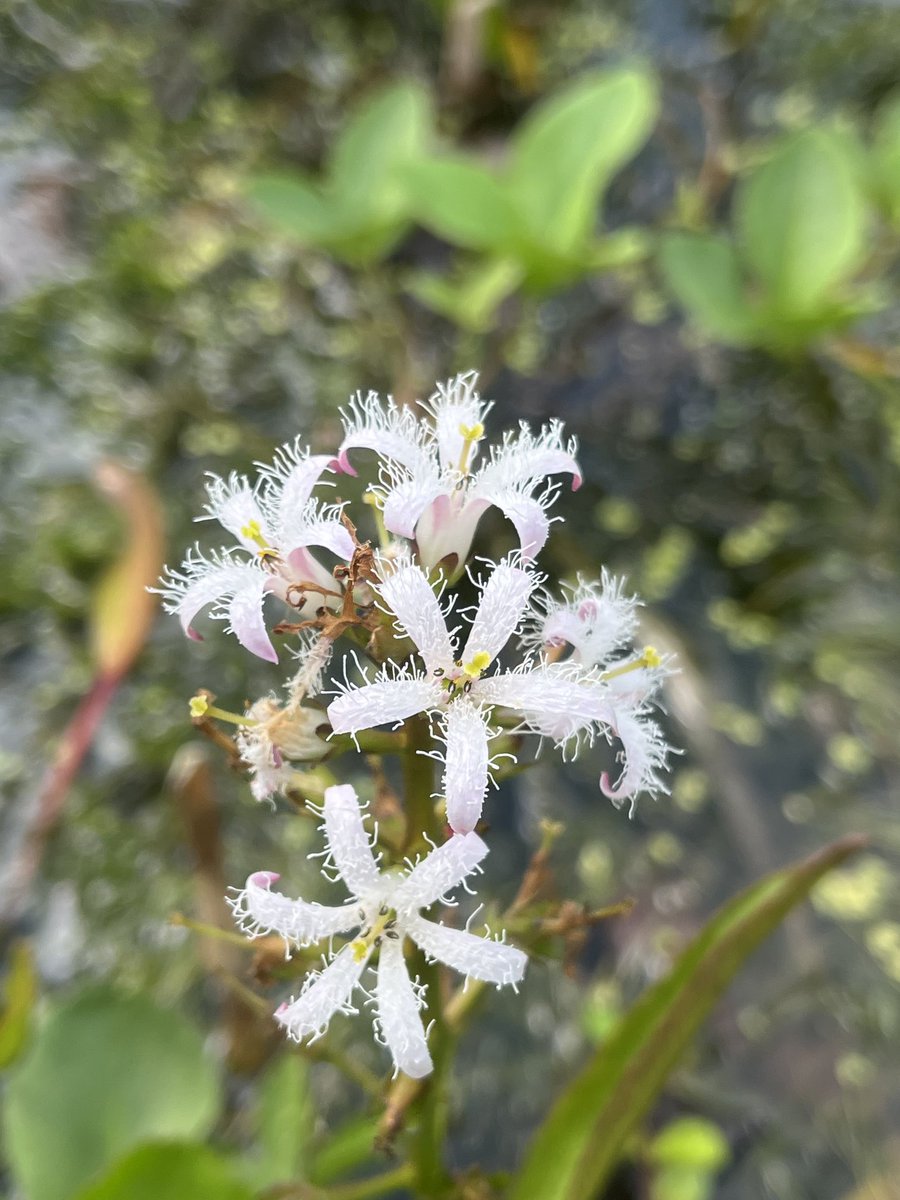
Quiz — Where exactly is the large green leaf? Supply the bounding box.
[402,157,519,250]
[509,66,658,256]
[659,232,759,345]
[244,171,353,243]
[74,1144,253,1200]
[509,835,865,1200]
[0,942,37,1069]
[736,129,867,316]
[254,1053,314,1188]
[3,988,221,1200]
[329,80,430,221]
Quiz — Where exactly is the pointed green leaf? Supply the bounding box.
[736,129,868,315]
[659,232,759,345]
[402,157,519,250]
[74,1144,253,1200]
[509,835,865,1200]
[509,66,658,255]
[244,171,352,243]
[407,258,523,331]
[3,988,221,1200]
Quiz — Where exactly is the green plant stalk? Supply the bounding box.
[402,715,451,1196]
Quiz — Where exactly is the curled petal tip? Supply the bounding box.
[186,627,204,642]
[571,474,583,492]
[249,871,281,887]
[335,450,357,477]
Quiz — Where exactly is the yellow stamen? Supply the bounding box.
[189,693,258,726]
[462,650,491,679]
[363,489,390,550]
[457,421,485,475]
[351,911,393,961]
[601,646,662,682]
[351,938,369,963]
[189,695,209,718]
[240,519,271,552]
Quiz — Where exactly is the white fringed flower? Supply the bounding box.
[228,784,526,1079]
[328,556,674,823]
[336,370,582,570]
[154,441,354,662]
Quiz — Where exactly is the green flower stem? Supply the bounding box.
[262,1161,415,1200]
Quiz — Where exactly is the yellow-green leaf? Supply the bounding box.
[0,942,37,1069]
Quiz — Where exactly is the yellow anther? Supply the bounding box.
[240,519,270,552]
[641,645,662,669]
[463,651,491,679]
[189,694,209,718]
[351,938,369,963]
[457,421,485,475]
[189,693,258,727]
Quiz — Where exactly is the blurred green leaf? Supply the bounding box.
[509,66,658,256]
[659,232,759,345]
[650,1166,717,1200]
[74,1143,252,1200]
[254,1054,314,1189]
[0,942,37,1069]
[402,157,519,250]
[3,988,221,1200]
[648,1117,730,1171]
[244,171,351,244]
[509,835,865,1200]
[736,129,867,315]
[871,91,900,225]
[408,258,523,330]
[309,1114,381,1186]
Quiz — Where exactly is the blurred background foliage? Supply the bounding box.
[1,0,899,1198]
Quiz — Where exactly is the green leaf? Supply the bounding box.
[871,91,900,225]
[659,232,759,345]
[329,80,430,222]
[3,988,221,1200]
[244,171,352,243]
[309,1114,381,1186]
[407,258,523,331]
[254,1054,314,1188]
[0,942,37,1069]
[402,157,519,250]
[74,1143,253,1200]
[509,66,658,256]
[509,835,865,1200]
[736,128,868,316]
[648,1117,730,1172]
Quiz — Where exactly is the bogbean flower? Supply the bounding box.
[327,555,673,828]
[228,784,526,1079]
[335,370,582,570]
[155,441,354,662]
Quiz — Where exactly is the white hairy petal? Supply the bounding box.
[260,441,335,514]
[462,560,537,666]
[337,391,432,477]
[227,571,281,662]
[441,700,491,835]
[414,494,487,572]
[293,513,356,561]
[424,371,489,475]
[405,914,527,986]
[322,784,382,898]
[203,473,269,550]
[327,676,443,735]
[276,943,369,1042]
[229,871,359,944]
[392,831,488,912]
[381,472,447,541]
[477,666,597,742]
[475,488,551,561]
[478,421,582,493]
[599,705,671,813]
[541,572,638,666]
[376,560,455,673]
[375,936,433,1079]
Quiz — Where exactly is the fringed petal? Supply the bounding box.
[420,370,490,475]
[599,705,671,814]
[475,488,552,561]
[476,665,597,743]
[276,943,369,1043]
[336,390,433,477]
[376,557,455,673]
[228,871,359,945]
[537,571,638,667]
[203,472,270,550]
[327,675,443,735]
[392,831,488,912]
[374,936,433,1079]
[322,784,382,898]
[381,472,447,541]
[462,559,537,666]
[227,570,280,662]
[259,440,335,514]
[477,420,582,493]
[404,914,527,987]
[441,700,491,835]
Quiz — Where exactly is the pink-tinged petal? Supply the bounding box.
[461,560,536,666]
[259,441,336,514]
[441,700,491,835]
[476,665,597,743]
[322,784,382,897]
[375,936,432,1079]
[284,546,340,609]
[228,871,359,945]
[476,420,582,494]
[421,371,489,475]
[415,494,487,572]
[155,552,273,653]
[327,675,443,735]
[276,943,369,1043]
[381,473,447,541]
[404,914,527,986]
[484,489,551,561]
[599,705,671,814]
[392,830,488,912]
[540,572,638,666]
[296,516,355,561]
[337,390,433,477]
[203,473,270,550]
[228,572,280,662]
[376,557,454,673]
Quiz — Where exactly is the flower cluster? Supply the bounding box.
[160,370,674,1078]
